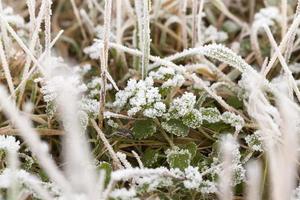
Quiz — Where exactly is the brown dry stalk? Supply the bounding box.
[98,0,112,127]
[0,127,64,136]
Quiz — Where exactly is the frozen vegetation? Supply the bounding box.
[0,0,300,199]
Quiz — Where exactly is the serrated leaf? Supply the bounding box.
[181,142,197,158]
[166,148,191,170]
[161,119,189,137]
[142,148,159,167]
[132,119,156,139]
[200,107,221,123]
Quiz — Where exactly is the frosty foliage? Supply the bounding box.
[0,135,20,152]
[113,77,166,118]
[245,131,264,152]
[2,6,24,28]
[2,0,300,199]
[35,57,105,129]
[254,7,281,27]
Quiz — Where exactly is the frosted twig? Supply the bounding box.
[99,0,112,127]
[192,0,198,47]
[245,161,262,200]
[44,0,52,57]
[91,119,123,169]
[191,74,243,116]
[263,25,300,102]
[197,0,205,45]
[70,0,87,41]
[0,0,11,56]
[3,17,49,75]
[264,14,300,75]
[132,151,144,168]
[284,0,300,62]
[17,0,48,106]
[13,30,64,96]
[281,0,288,38]
[0,37,15,100]
[141,0,151,79]
[217,135,235,200]
[0,86,71,193]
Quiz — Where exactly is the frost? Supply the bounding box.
[0,135,20,152]
[161,119,189,137]
[183,166,202,189]
[245,131,264,152]
[221,111,244,131]
[200,107,221,123]
[149,67,185,88]
[254,7,281,27]
[166,147,192,170]
[143,102,166,118]
[182,109,203,129]
[169,92,196,118]
[199,180,218,194]
[203,25,228,43]
[107,119,119,129]
[136,175,173,192]
[80,98,99,118]
[113,77,166,118]
[109,188,138,200]
[292,185,300,200]
[2,6,25,28]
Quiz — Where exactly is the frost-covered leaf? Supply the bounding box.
[161,119,189,137]
[142,148,159,167]
[200,107,221,123]
[245,131,264,152]
[169,92,196,118]
[221,111,244,131]
[166,147,192,170]
[132,119,156,139]
[181,142,197,159]
[182,109,203,129]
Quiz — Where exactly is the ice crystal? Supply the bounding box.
[200,107,221,123]
[0,135,20,152]
[245,131,264,152]
[182,109,203,129]
[113,77,166,118]
[109,188,138,200]
[221,111,244,131]
[169,92,196,118]
[136,175,173,192]
[2,6,25,28]
[203,25,228,43]
[254,7,280,27]
[183,166,202,189]
[166,147,192,169]
[80,98,99,118]
[149,67,185,88]
[199,180,218,194]
[107,119,119,129]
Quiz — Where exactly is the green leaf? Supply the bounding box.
[132,119,156,139]
[161,119,189,137]
[200,107,221,123]
[166,147,191,170]
[227,96,243,109]
[181,142,197,159]
[182,109,202,129]
[142,148,159,167]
